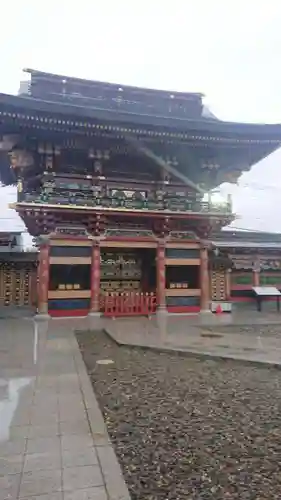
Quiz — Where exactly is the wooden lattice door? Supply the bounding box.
[0,262,37,307]
[210,268,227,301]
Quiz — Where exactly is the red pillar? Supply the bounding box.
[253,270,260,287]
[90,241,101,314]
[157,241,166,312]
[200,246,210,312]
[37,243,50,316]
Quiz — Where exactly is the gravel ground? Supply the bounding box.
[77,330,281,500]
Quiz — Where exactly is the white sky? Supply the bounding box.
[1,0,281,241]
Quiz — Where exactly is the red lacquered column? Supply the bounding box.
[253,270,260,287]
[200,246,210,312]
[37,242,50,316]
[90,241,101,314]
[156,241,166,312]
[253,256,260,287]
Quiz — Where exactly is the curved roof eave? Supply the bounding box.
[0,93,281,139]
[212,241,281,249]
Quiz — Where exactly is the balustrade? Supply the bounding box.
[101,291,157,317]
[19,190,232,215]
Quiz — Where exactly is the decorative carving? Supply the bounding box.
[231,254,281,271]
[260,258,281,271]
[169,231,198,241]
[45,155,53,171]
[231,255,255,270]
[20,185,233,218]
[89,149,110,161]
[53,225,90,237]
[209,255,232,270]
[0,262,37,308]
[38,143,60,155]
[211,269,226,301]
[94,160,102,175]
[92,214,104,237]
[152,217,170,239]
[105,228,154,238]
[9,150,34,169]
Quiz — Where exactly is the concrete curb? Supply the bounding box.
[104,328,281,370]
[71,334,131,500]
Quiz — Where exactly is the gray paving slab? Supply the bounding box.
[64,488,108,500]
[104,313,281,366]
[0,317,131,500]
[0,472,21,500]
[19,469,62,498]
[62,464,104,491]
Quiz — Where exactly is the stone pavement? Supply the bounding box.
[0,317,130,500]
[104,313,281,365]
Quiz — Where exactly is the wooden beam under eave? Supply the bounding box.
[49,257,91,265]
[165,258,200,266]
[100,240,157,248]
[50,239,92,247]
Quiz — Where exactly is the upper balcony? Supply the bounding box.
[18,186,232,217]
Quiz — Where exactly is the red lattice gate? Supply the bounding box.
[101,292,157,317]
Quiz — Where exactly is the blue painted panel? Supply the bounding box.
[48,298,91,310]
[165,248,200,259]
[50,246,91,257]
[166,296,200,307]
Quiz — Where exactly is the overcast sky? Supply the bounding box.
[1,0,281,241]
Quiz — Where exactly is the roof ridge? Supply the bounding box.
[24,68,204,99]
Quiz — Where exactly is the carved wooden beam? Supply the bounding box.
[9,150,34,169]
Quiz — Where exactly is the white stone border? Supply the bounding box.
[70,333,131,500]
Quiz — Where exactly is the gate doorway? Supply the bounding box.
[100,247,157,317]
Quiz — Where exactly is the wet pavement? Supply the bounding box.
[0,317,130,500]
[1,312,281,498]
[104,312,281,365]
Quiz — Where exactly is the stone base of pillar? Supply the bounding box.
[34,313,51,321]
[200,309,212,315]
[87,311,102,330]
[88,311,101,317]
[156,306,168,317]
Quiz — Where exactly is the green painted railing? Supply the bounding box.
[21,192,232,215]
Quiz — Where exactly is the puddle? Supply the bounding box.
[0,377,33,442]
